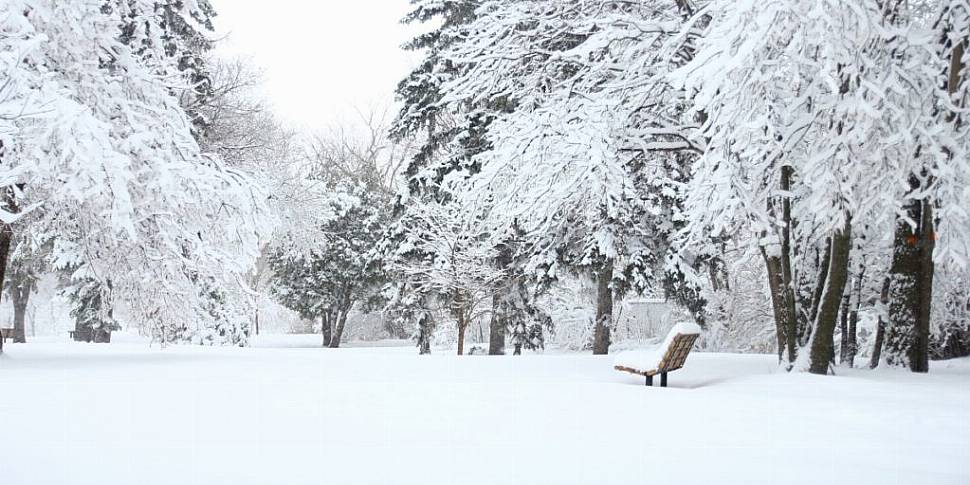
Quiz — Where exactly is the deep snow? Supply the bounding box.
[0,335,967,485]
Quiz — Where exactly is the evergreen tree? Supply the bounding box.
[271,181,389,348]
[435,0,705,354]
[385,0,498,354]
[65,278,120,343]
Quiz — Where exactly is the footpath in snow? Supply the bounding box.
[1,336,967,485]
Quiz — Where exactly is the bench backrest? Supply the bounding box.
[657,333,699,372]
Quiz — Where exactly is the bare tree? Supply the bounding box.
[306,105,415,194]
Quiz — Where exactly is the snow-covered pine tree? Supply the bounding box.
[392,0,481,187]
[270,180,390,348]
[117,0,219,134]
[65,277,120,343]
[437,0,704,354]
[488,222,552,355]
[386,0,504,354]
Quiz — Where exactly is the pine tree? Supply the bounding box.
[271,181,389,348]
[385,0,495,354]
[489,223,552,355]
[65,278,120,343]
[434,0,705,354]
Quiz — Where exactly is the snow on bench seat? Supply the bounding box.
[613,321,701,386]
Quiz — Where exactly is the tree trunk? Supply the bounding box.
[808,219,852,375]
[415,293,434,355]
[762,248,798,365]
[488,294,506,355]
[321,314,332,347]
[329,307,350,349]
[845,265,864,368]
[11,279,32,343]
[869,278,891,369]
[456,315,466,356]
[846,304,858,368]
[808,241,832,334]
[761,165,798,365]
[839,293,850,364]
[0,145,14,351]
[592,260,613,355]
[452,289,470,355]
[762,251,789,363]
[0,233,10,349]
[885,196,935,372]
[778,166,798,361]
[870,317,886,369]
[417,311,433,355]
[0,221,11,353]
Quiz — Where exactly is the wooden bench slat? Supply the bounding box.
[614,332,700,387]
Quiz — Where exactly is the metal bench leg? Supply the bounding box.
[660,372,668,387]
[645,375,653,386]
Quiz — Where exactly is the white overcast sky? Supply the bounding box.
[211,0,421,132]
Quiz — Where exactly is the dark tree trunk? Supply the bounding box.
[845,265,864,367]
[808,241,832,333]
[321,314,332,347]
[762,251,789,363]
[592,260,613,355]
[11,279,32,343]
[762,249,798,365]
[329,307,350,349]
[0,221,11,353]
[488,294,506,355]
[490,238,516,356]
[761,165,798,365]
[870,317,886,369]
[417,311,433,355]
[846,304,858,368]
[416,293,434,355]
[869,278,891,368]
[456,316,466,356]
[885,195,935,373]
[254,305,260,336]
[451,290,471,356]
[0,145,12,351]
[778,166,798,362]
[839,293,850,364]
[809,220,852,375]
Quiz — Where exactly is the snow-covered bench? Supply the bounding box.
[613,322,702,387]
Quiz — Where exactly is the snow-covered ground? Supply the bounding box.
[1,335,967,485]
